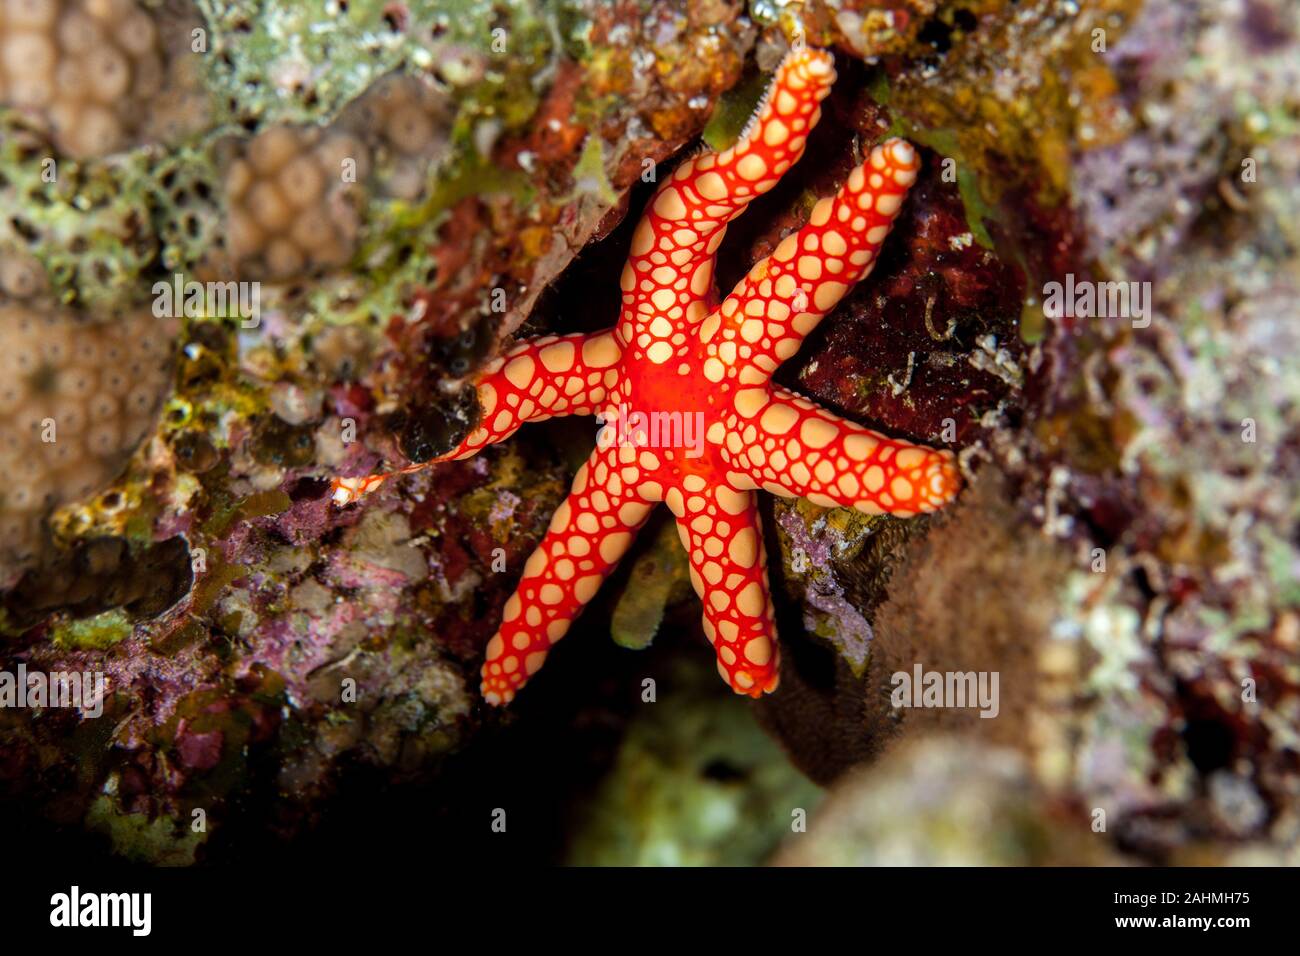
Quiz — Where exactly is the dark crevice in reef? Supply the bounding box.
[753,496,878,787]
[3,536,193,633]
[191,607,710,867]
[526,151,675,339]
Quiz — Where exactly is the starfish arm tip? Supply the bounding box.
[329,474,386,507]
[477,447,654,705]
[479,680,513,707]
[727,387,962,517]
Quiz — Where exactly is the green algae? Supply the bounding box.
[884,114,998,252]
[50,609,133,650]
[568,656,821,866]
[610,517,691,651]
[567,133,618,206]
[701,69,769,152]
[86,794,206,867]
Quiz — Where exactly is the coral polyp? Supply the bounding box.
[0,300,172,573]
[0,0,206,158]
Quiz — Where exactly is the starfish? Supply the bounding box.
[332,48,961,705]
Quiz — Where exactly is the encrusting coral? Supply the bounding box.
[222,125,366,280]
[335,72,453,201]
[0,0,206,159]
[333,48,962,705]
[221,74,451,280]
[0,300,172,576]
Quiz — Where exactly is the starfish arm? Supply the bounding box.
[668,484,779,697]
[481,444,654,705]
[720,384,960,518]
[448,329,622,458]
[616,48,836,352]
[331,329,620,504]
[701,138,920,384]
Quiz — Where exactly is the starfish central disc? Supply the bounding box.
[332,48,961,706]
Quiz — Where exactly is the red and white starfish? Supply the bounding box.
[332,48,960,705]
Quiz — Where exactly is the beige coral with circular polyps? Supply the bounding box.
[222,73,451,281]
[0,302,171,574]
[337,73,451,200]
[223,125,369,280]
[0,0,205,159]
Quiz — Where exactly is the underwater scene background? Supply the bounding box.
[1,0,1297,867]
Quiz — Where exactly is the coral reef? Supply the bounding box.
[755,0,1300,863]
[772,735,1118,865]
[1,0,1296,866]
[0,300,173,575]
[0,0,766,861]
[569,655,820,866]
[0,0,207,158]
